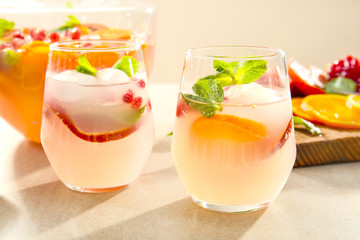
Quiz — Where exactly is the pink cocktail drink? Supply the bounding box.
[41,40,153,192]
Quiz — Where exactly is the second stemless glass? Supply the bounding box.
[171,46,296,213]
[41,40,154,193]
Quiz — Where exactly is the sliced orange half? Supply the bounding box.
[292,97,322,124]
[346,94,360,115]
[303,94,360,129]
[191,114,267,142]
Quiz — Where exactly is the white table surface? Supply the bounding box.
[1,84,360,240]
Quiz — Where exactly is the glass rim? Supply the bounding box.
[185,45,286,59]
[49,39,142,52]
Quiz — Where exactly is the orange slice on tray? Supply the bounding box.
[302,94,360,129]
[46,104,141,143]
[346,94,360,115]
[191,114,267,142]
[292,97,323,124]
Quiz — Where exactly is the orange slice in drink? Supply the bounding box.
[302,94,360,129]
[191,114,267,142]
[47,104,141,143]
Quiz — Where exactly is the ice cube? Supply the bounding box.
[52,70,98,85]
[96,68,130,84]
[225,83,280,104]
[46,70,97,102]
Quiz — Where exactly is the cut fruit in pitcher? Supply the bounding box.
[191,114,267,142]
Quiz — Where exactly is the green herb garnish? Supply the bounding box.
[123,105,146,125]
[113,56,140,77]
[0,19,15,38]
[293,116,322,136]
[76,55,97,76]
[166,131,173,137]
[3,48,20,65]
[58,15,80,31]
[325,77,357,95]
[182,59,267,117]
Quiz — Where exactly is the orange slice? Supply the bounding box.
[191,114,267,142]
[292,97,322,124]
[346,94,360,115]
[19,41,49,90]
[302,94,360,129]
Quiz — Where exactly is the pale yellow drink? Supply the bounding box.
[172,83,296,210]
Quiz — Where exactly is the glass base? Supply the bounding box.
[64,182,130,193]
[191,196,272,213]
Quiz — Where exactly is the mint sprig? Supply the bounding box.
[113,56,140,77]
[293,116,322,136]
[3,48,20,65]
[0,19,15,38]
[76,55,97,76]
[182,93,222,118]
[58,15,80,31]
[182,59,267,118]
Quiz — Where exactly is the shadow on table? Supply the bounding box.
[12,140,121,232]
[12,140,49,178]
[0,197,19,235]
[18,180,121,232]
[76,198,266,240]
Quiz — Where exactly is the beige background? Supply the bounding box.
[148,0,360,83]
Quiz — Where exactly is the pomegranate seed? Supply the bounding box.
[176,99,191,117]
[132,97,143,109]
[137,79,146,88]
[70,27,81,40]
[123,89,135,103]
[147,100,152,110]
[48,32,60,42]
[83,42,93,48]
[328,55,360,92]
[0,43,13,50]
[12,30,24,39]
[30,29,46,41]
[12,38,25,49]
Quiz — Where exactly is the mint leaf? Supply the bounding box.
[235,60,267,84]
[200,71,233,87]
[3,48,20,65]
[58,15,80,31]
[182,93,222,118]
[0,19,15,38]
[293,116,322,136]
[325,77,357,95]
[192,78,224,103]
[213,60,233,72]
[166,131,173,137]
[113,56,140,77]
[76,55,97,76]
[123,105,146,125]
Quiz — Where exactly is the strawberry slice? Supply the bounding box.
[288,59,326,95]
[46,104,141,143]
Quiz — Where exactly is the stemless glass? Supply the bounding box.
[41,40,154,193]
[171,46,296,213]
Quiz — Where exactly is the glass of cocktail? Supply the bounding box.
[41,40,154,193]
[172,46,296,213]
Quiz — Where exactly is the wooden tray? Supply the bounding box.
[294,126,360,167]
